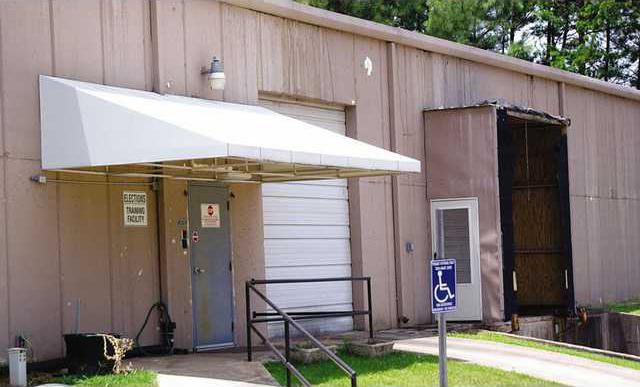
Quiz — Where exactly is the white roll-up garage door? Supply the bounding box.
[260,98,353,337]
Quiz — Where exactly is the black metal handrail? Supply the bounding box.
[246,277,374,387]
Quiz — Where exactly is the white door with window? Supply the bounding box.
[430,198,482,321]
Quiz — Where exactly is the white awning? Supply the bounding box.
[39,76,420,182]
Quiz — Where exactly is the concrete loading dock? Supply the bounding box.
[0,0,639,364]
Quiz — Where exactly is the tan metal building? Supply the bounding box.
[0,0,639,363]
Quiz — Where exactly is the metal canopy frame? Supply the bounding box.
[43,156,399,185]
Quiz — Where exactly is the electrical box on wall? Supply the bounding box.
[405,241,415,253]
[181,230,189,249]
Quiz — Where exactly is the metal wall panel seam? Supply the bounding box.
[0,0,9,353]
[47,0,64,355]
[385,42,406,326]
[99,0,115,336]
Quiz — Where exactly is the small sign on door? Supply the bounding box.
[123,191,147,227]
[201,203,220,228]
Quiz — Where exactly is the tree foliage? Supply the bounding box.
[425,0,498,49]
[297,0,640,88]
[297,0,429,31]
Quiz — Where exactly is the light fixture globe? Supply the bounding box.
[204,56,225,90]
[208,71,225,91]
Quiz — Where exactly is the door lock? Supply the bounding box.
[194,267,206,275]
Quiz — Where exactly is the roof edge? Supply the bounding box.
[222,0,640,103]
[424,100,570,126]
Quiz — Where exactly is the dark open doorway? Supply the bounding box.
[498,108,574,319]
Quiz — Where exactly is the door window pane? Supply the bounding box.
[436,208,471,283]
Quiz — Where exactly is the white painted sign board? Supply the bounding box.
[201,203,220,228]
[123,191,147,227]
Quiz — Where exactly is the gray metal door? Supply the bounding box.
[188,185,233,349]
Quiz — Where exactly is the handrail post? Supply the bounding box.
[246,281,252,362]
[366,277,374,340]
[284,320,291,387]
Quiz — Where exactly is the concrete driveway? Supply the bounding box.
[394,336,640,387]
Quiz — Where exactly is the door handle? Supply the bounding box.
[194,267,206,275]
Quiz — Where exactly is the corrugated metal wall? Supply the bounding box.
[1,0,640,362]
[0,0,157,361]
[425,106,503,322]
[565,87,640,305]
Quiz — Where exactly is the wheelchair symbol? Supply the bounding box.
[433,270,455,303]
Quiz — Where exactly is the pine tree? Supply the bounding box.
[297,0,428,31]
[424,0,500,49]
[616,1,640,89]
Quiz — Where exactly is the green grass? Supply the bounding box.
[452,330,640,371]
[607,299,640,315]
[52,370,157,386]
[264,350,561,386]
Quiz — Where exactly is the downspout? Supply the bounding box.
[154,179,164,305]
[386,42,406,326]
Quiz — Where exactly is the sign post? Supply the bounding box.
[431,258,457,387]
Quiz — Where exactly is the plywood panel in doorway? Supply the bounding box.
[515,253,565,306]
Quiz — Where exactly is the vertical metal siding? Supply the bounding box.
[425,106,503,322]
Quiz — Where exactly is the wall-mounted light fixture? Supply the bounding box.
[201,56,225,91]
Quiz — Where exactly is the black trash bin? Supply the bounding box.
[63,333,119,375]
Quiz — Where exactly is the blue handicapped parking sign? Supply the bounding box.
[431,259,457,313]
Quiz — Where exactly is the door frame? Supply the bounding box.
[187,182,235,350]
[430,197,483,321]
